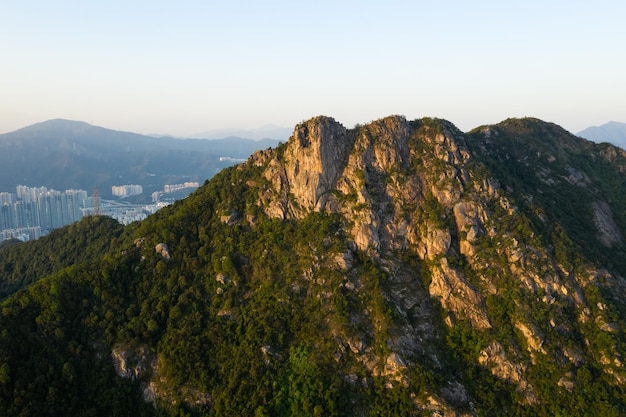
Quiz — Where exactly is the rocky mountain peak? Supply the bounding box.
[258,115,472,249]
[247,115,626,409]
[3,115,626,416]
[283,116,353,211]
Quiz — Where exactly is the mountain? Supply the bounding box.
[577,121,626,149]
[190,124,292,141]
[1,115,625,416]
[0,119,279,198]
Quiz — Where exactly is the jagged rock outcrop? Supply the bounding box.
[284,116,354,212]
[112,345,157,403]
[245,115,626,411]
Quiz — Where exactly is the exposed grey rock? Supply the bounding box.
[155,242,171,260]
[111,345,156,403]
[592,201,623,246]
[284,116,353,212]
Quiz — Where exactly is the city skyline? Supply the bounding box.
[2,1,625,137]
[0,186,89,241]
[0,180,204,242]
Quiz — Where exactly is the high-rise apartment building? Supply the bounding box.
[112,184,143,197]
[0,186,88,241]
[0,192,14,205]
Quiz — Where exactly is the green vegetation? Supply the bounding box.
[466,119,626,277]
[0,215,124,299]
[0,157,440,415]
[1,116,625,416]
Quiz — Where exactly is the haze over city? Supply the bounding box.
[2,0,625,136]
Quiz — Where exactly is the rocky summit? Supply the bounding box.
[1,115,626,416]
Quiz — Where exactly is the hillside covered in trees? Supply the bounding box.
[1,116,626,416]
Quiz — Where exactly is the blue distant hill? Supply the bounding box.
[577,121,626,149]
[0,119,280,199]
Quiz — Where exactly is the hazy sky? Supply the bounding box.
[2,1,625,136]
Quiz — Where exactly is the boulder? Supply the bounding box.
[155,243,171,260]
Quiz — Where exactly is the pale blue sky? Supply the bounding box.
[2,0,625,136]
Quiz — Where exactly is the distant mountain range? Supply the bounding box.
[2,117,622,202]
[577,121,626,149]
[190,124,292,140]
[0,119,280,198]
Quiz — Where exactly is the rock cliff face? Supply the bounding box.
[258,117,501,331]
[284,116,354,212]
[245,115,626,412]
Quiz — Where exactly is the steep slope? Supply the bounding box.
[1,116,625,416]
[467,118,626,269]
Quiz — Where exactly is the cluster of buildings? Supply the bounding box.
[0,182,197,243]
[111,184,143,197]
[151,182,199,202]
[0,186,91,242]
[106,201,170,225]
[163,182,199,193]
